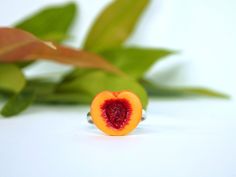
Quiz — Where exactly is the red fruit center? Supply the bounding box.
[101,99,132,129]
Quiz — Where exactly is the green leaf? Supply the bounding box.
[0,64,26,93]
[21,79,92,104]
[14,61,33,68]
[84,0,149,52]
[35,92,92,104]
[56,69,149,108]
[15,2,77,43]
[141,79,230,99]
[100,47,175,79]
[1,91,35,117]
[0,94,4,100]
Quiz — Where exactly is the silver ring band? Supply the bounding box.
[87,109,146,124]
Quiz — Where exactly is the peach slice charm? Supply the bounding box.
[90,90,143,136]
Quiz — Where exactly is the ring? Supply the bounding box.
[87,90,145,136]
[87,109,146,124]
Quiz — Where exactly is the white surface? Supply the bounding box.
[0,0,236,98]
[0,99,235,177]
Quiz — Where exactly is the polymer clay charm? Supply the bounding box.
[88,90,145,136]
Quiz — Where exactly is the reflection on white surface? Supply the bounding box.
[0,100,235,177]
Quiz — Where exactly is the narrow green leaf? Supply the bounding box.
[1,91,35,117]
[20,79,91,104]
[141,79,230,99]
[15,2,77,43]
[0,64,26,93]
[100,47,175,79]
[25,79,56,96]
[35,92,92,104]
[84,0,149,52]
[56,69,149,108]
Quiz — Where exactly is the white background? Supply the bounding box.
[0,0,236,98]
[0,1,236,177]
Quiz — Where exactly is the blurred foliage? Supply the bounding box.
[141,79,229,98]
[0,64,25,93]
[83,0,149,52]
[0,0,228,117]
[99,47,175,79]
[15,2,76,43]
